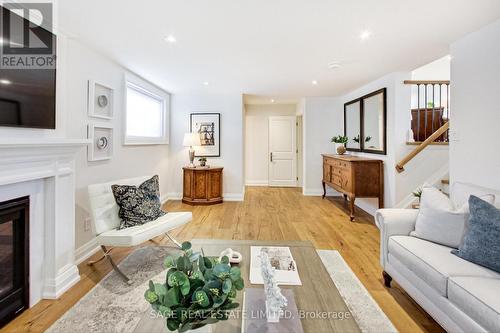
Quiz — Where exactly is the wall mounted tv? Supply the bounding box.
[0,5,56,129]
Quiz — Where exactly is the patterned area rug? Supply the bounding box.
[47,245,396,333]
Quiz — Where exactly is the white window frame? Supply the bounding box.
[123,74,170,145]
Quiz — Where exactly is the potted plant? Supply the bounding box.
[331,135,348,155]
[199,158,207,167]
[144,241,244,332]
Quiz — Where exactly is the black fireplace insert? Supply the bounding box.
[0,196,29,328]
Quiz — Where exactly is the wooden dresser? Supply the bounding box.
[322,154,384,221]
[182,166,223,205]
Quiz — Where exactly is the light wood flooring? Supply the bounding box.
[2,187,443,333]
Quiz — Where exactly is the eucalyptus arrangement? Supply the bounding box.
[332,135,348,155]
[144,242,244,332]
[331,135,348,145]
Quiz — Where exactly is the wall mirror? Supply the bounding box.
[344,100,361,150]
[344,88,387,155]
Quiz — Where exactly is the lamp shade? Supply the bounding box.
[183,133,201,147]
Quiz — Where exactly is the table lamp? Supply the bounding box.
[183,133,201,167]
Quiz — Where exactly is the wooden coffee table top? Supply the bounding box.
[133,240,360,333]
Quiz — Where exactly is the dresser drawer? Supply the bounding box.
[332,174,351,191]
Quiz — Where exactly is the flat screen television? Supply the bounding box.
[0,6,56,129]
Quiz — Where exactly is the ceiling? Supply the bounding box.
[57,0,500,99]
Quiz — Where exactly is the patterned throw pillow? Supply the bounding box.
[111,175,166,230]
[452,195,500,273]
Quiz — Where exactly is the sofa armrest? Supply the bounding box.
[375,209,419,268]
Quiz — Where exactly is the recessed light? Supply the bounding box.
[203,81,209,86]
[328,62,341,69]
[164,35,177,43]
[270,99,275,103]
[0,79,12,85]
[312,80,318,85]
[360,30,372,40]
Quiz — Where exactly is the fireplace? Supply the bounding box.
[0,196,29,328]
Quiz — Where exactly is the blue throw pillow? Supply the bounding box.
[452,195,500,273]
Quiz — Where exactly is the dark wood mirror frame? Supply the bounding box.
[344,88,387,155]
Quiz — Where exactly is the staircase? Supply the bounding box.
[395,80,451,208]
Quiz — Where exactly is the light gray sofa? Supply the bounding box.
[375,183,500,333]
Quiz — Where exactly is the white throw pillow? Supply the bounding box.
[411,186,495,248]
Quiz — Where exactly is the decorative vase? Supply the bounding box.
[336,144,346,155]
[199,160,206,167]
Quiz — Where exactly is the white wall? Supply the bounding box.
[168,93,245,200]
[412,56,451,80]
[0,35,171,250]
[303,97,342,196]
[450,19,500,190]
[244,104,296,185]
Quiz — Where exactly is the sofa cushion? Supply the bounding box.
[112,175,166,230]
[97,212,192,247]
[388,236,500,296]
[452,196,500,273]
[411,186,495,248]
[448,276,500,333]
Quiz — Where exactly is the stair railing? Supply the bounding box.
[405,80,450,142]
[396,122,449,173]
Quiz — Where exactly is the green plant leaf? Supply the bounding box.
[198,256,206,273]
[203,257,213,269]
[154,283,167,296]
[164,286,180,308]
[149,280,155,292]
[181,241,192,251]
[166,318,180,331]
[163,256,176,269]
[222,279,232,294]
[144,290,158,303]
[180,278,191,296]
[220,256,229,265]
[168,271,189,287]
[229,266,241,281]
[191,270,205,281]
[213,263,230,278]
[192,290,210,307]
[220,302,240,310]
[158,305,172,317]
[203,268,214,280]
[234,278,244,291]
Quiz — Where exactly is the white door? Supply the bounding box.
[268,116,297,187]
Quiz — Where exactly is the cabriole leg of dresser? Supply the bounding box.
[349,196,355,221]
[322,181,326,199]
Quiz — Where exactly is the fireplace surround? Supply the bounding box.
[0,139,88,324]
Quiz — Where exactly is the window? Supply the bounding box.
[124,77,169,145]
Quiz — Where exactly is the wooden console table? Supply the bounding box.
[182,166,223,205]
[322,154,384,221]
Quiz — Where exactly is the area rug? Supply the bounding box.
[47,245,396,333]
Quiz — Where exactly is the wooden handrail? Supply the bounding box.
[403,80,450,85]
[396,122,449,173]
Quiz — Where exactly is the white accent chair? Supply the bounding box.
[87,176,192,284]
[376,182,500,333]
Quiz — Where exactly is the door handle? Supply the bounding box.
[270,152,273,162]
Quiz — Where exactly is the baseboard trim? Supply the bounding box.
[303,188,340,196]
[224,192,245,201]
[75,238,100,265]
[245,180,269,186]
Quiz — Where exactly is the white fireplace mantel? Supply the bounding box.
[0,138,90,303]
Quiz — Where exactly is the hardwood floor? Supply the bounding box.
[1,187,444,333]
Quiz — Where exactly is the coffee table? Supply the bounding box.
[133,240,360,333]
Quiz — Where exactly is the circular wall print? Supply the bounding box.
[97,95,108,107]
[96,136,108,150]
